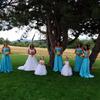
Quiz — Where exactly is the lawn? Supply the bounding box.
[0,54,100,100]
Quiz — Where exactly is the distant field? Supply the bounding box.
[0,45,100,60]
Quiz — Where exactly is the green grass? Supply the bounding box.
[0,54,100,100]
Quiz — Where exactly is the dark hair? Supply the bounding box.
[2,42,9,52]
[76,43,83,48]
[4,42,8,47]
[29,44,34,49]
[86,44,90,50]
[83,44,90,51]
[56,41,62,47]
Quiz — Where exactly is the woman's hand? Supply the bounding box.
[57,51,61,56]
[31,51,35,56]
[80,54,84,57]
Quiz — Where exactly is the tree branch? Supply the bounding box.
[68,31,80,44]
[0,0,17,9]
[33,26,46,34]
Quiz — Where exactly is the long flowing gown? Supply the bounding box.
[53,47,63,72]
[34,60,47,76]
[79,50,94,78]
[0,47,13,73]
[18,49,38,71]
[74,48,83,72]
[61,61,73,76]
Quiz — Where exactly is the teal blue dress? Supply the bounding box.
[53,47,63,72]
[0,47,13,73]
[79,50,94,78]
[74,48,83,72]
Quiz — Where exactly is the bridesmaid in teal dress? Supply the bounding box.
[79,45,94,78]
[0,43,13,73]
[74,43,83,72]
[53,42,63,72]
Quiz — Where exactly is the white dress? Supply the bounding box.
[34,60,47,75]
[61,61,73,76]
[18,49,38,71]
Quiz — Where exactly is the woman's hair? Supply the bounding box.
[83,44,90,51]
[76,43,83,48]
[29,44,34,49]
[56,41,62,46]
[3,42,8,47]
[86,44,90,50]
[2,42,10,52]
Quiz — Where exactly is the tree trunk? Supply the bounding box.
[46,16,69,68]
[90,33,100,69]
[45,9,70,67]
[47,39,55,68]
[46,32,55,68]
[46,18,56,68]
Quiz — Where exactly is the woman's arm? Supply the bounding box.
[28,49,30,55]
[81,51,84,57]
[87,50,90,57]
[75,49,78,54]
[1,47,4,54]
[8,47,11,54]
[61,47,63,55]
[53,47,55,53]
[34,49,36,54]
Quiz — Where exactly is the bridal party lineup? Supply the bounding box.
[0,41,94,78]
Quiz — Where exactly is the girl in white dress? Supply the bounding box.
[61,52,73,76]
[34,57,47,76]
[18,44,38,71]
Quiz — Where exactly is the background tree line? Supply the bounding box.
[0,37,95,48]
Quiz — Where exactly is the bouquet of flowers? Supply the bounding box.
[76,52,80,56]
[30,50,35,55]
[80,53,84,57]
[5,52,9,55]
[56,51,61,56]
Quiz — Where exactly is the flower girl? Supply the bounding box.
[34,56,47,76]
[18,44,38,71]
[61,52,73,76]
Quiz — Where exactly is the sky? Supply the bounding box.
[0,27,45,41]
[0,27,90,41]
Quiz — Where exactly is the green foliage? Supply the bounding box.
[10,41,30,47]
[0,38,10,44]
[33,40,47,48]
[0,37,95,48]
[10,40,47,48]
[67,39,95,48]
[0,38,4,44]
